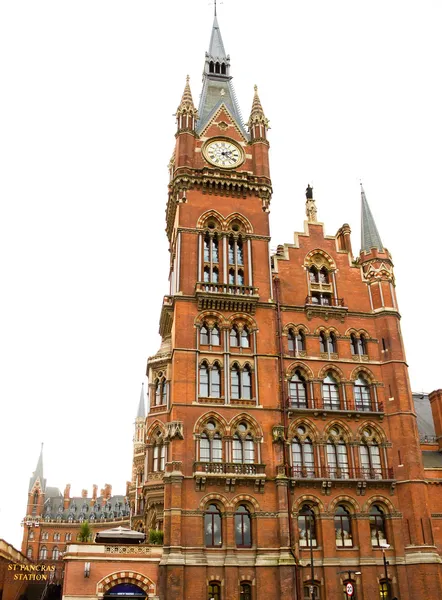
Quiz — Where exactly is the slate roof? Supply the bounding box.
[29,443,46,492]
[137,383,146,419]
[196,15,248,139]
[412,392,436,441]
[360,185,384,252]
[41,491,130,523]
[422,451,442,468]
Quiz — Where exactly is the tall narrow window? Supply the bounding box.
[334,506,353,547]
[360,432,382,479]
[32,492,39,515]
[208,582,221,600]
[369,505,387,546]
[152,442,165,472]
[39,546,47,560]
[289,371,307,408]
[155,376,166,406]
[242,366,252,399]
[231,365,240,398]
[235,505,252,547]
[319,266,329,283]
[232,424,255,463]
[297,330,305,352]
[292,432,314,477]
[205,505,222,547]
[350,333,358,355]
[200,363,209,396]
[200,326,209,345]
[240,583,252,600]
[379,580,391,600]
[241,327,250,348]
[211,326,220,346]
[328,332,337,353]
[200,323,221,345]
[230,326,240,347]
[354,375,371,410]
[358,334,367,355]
[319,331,327,353]
[199,422,223,463]
[326,429,349,478]
[27,547,33,559]
[211,364,221,397]
[298,505,317,547]
[309,266,319,283]
[52,547,59,560]
[322,373,340,409]
[288,329,296,353]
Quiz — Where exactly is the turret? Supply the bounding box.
[359,184,397,311]
[26,443,46,517]
[247,85,270,178]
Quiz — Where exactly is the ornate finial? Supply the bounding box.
[186,74,190,83]
[254,84,258,92]
[305,185,317,222]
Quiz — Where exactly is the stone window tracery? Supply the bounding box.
[199,420,223,463]
[289,370,308,408]
[288,328,306,355]
[322,373,341,410]
[360,427,383,478]
[151,430,166,472]
[199,361,222,398]
[154,373,166,406]
[326,427,349,478]
[232,421,255,463]
[291,425,315,477]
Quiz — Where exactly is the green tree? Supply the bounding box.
[78,520,92,542]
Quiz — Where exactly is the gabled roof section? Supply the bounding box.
[197,15,248,139]
[199,103,248,142]
[29,443,46,492]
[137,383,146,419]
[360,184,384,252]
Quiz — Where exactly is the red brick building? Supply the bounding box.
[18,10,442,600]
[128,12,442,600]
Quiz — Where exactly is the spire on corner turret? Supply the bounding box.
[247,85,269,142]
[360,184,384,252]
[137,383,146,419]
[175,76,198,134]
[29,443,46,492]
[197,13,247,138]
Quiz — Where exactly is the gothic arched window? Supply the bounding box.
[350,333,358,355]
[322,373,340,409]
[208,582,221,600]
[319,331,327,353]
[354,374,371,411]
[328,332,337,353]
[205,505,222,547]
[360,428,383,479]
[334,505,353,547]
[231,364,252,400]
[52,547,59,560]
[240,327,250,348]
[309,266,319,283]
[240,583,252,600]
[370,505,387,546]
[298,505,317,547]
[319,266,329,283]
[235,505,252,547]
[289,370,307,408]
[230,326,240,347]
[326,427,349,478]
[199,361,221,398]
[39,546,47,560]
[199,421,222,463]
[291,428,315,478]
[155,376,166,406]
[232,422,255,464]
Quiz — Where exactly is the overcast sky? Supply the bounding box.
[1,1,441,549]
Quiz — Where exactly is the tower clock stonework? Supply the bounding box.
[137,13,442,600]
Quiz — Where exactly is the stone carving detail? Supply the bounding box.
[105,545,151,555]
[164,421,184,441]
[272,425,285,443]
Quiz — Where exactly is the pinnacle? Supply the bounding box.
[247,84,269,127]
[360,184,384,253]
[176,75,198,116]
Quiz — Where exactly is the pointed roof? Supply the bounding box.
[29,443,46,492]
[247,85,269,127]
[137,383,146,419]
[197,15,248,138]
[176,75,198,116]
[360,184,384,252]
[208,15,227,60]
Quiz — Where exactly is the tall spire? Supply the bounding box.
[360,184,384,252]
[247,85,269,141]
[197,13,247,137]
[176,75,197,116]
[137,383,146,419]
[29,442,46,491]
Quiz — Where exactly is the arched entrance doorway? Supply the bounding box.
[105,583,146,599]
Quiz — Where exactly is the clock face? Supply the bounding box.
[204,139,243,168]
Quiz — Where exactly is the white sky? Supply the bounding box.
[1,0,441,549]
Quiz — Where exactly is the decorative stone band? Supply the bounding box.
[104,546,152,555]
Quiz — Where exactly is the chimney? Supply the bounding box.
[63,484,71,510]
[81,489,88,498]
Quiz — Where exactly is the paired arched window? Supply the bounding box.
[369,505,387,546]
[291,426,315,477]
[199,362,221,398]
[235,505,252,547]
[231,364,252,399]
[204,265,219,283]
[289,370,308,408]
[39,546,47,560]
[65,533,72,541]
[351,333,367,356]
[379,580,391,600]
[288,329,305,354]
[319,331,337,354]
[52,547,60,560]
[322,373,341,409]
[303,584,320,599]
[27,547,33,559]
[309,266,319,283]
[229,236,244,265]
[230,326,250,348]
[326,427,349,478]
[54,532,60,541]
[354,375,371,411]
[205,504,222,547]
[200,324,220,346]
[199,421,223,463]
[334,506,353,547]
[232,422,255,464]
[154,376,166,406]
[204,233,219,263]
[298,505,317,547]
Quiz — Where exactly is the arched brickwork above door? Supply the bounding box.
[97,571,156,597]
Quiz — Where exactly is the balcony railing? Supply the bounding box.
[194,461,265,476]
[195,282,259,314]
[287,397,384,413]
[290,465,394,480]
[305,295,345,307]
[196,282,259,296]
